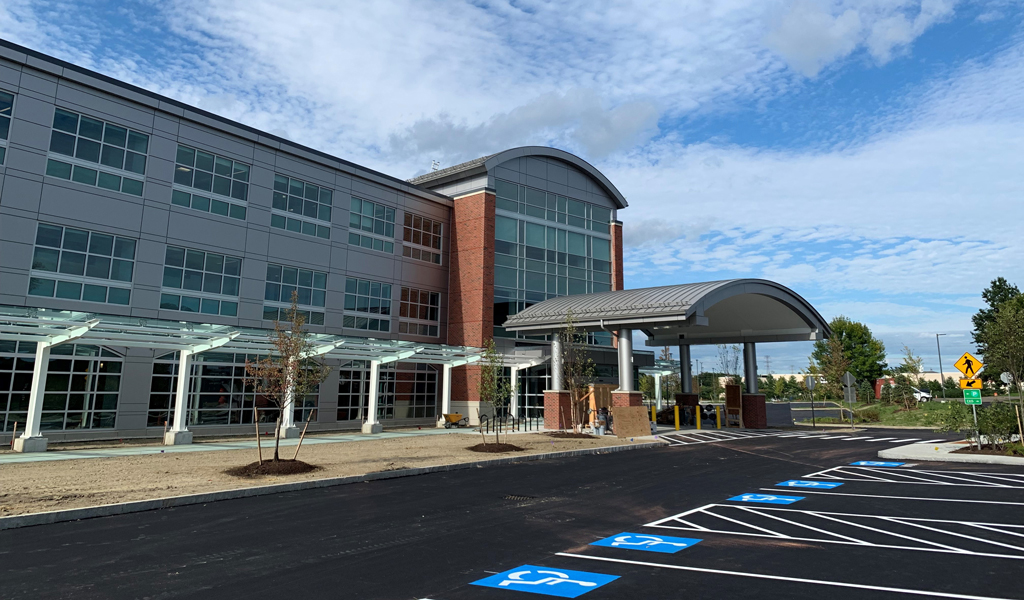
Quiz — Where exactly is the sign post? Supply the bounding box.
[805,376,817,429]
[964,388,981,434]
[842,371,857,430]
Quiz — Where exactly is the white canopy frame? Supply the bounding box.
[0,307,483,451]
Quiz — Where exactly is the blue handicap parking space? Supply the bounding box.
[776,480,843,489]
[728,493,804,504]
[590,532,701,554]
[471,565,619,598]
[851,461,904,467]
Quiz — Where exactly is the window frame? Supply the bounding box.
[45,107,148,197]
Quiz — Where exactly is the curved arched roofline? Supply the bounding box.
[484,147,629,209]
[502,279,831,345]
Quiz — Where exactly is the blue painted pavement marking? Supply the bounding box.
[850,461,905,467]
[471,565,619,598]
[776,480,843,489]
[590,532,702,554]
[728,493,804,505]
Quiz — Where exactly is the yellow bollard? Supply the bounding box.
[696,404,701,430]
[715,406,721,429]
[651,404,657,423]
[674,406,680,430]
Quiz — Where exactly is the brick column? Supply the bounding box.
[448,190,495,418]
[610,391,643,407]
[741,394,767,429]
[544,390,572,430]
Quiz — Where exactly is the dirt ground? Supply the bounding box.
[0,432,652,517]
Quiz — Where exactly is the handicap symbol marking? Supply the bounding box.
[851,461,905,467]
[776,480,843,489]
[728,493,804,504]
[471,565,619,598]
[590,532,702,554]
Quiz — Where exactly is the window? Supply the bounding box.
[147,351,318,427]
[0,341,122,431]
[337,361,396,421]
[396,363,439,418]
[349,197,395,253]
[398,287,440,337]
[160,246,240,317]
[0,90,12,165]
[46,108,147,196]
[270,174,332,239]
[401,212,442,264]
[343,277,392,332]
[171,189,246,220]
[263,263,327,325]
[29,223,135,306]
[492,215,612,345]
[495,179,612,233]
[173,144,249,202]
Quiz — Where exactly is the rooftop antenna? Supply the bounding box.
[431,160,440,172]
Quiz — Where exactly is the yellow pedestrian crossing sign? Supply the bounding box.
[959,378,981,390]
[954,352,983,378]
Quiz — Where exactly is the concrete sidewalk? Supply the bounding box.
[0,427,465,465]
[879,439,1024,465]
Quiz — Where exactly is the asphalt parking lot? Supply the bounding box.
[2,428,1021,600]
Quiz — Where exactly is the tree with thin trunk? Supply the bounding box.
[478,338,511,444]
[244,293,331,463]
[557,311,595,433]
[985,296,1024,410]
[814,334,852,401]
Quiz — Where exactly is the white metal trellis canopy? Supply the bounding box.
[0,305,483,451]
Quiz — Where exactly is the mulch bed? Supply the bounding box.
[224,459,322,477]
[952,445,1024,457]
[467,443,525,453]
[545,432,596,439]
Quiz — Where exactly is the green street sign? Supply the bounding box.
[963,389,982,405]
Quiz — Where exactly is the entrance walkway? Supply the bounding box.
[0,427,460,465]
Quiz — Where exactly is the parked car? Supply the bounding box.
[913,388,933,402]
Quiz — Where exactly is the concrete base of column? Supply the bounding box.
[361,422,383,434]
[543,390,572,430]
[278,426,300,439]
[741,394,768,429]
[13,436,47,453]
[163,430,193,445]
[674,393,699,407]
[611,391,643,407]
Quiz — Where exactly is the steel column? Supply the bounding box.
[679,344,692,394]
[743,342,758,394]
[617,328,633,392]
[549,336,563,391]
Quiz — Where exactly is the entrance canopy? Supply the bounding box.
[502,279,830,346]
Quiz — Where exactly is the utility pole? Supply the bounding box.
[935,333,947,399]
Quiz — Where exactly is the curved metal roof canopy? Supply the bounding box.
[502,279,830,346]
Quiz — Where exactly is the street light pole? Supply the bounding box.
[936,333,947,399]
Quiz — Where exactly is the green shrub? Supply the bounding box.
[978,402,1018,451]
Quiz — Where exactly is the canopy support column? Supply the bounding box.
[438,363,452,427]
[744,342,758,394]
[616,328,633,392]
[164,350,195,445]
[279,363,299,439]
[16,319,99,453]
[509,366,519,418]
[679,345,692,394]
[654,373,662,410]
[549,336,563,391]
[363,359,383,434]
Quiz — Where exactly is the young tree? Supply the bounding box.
[717,344,742,386]
[478,338,512,444]
[813,335,852,400]
[812,316,887,384]
[244,295,331,463]
[556,312,596,433]
[889,345,924,411]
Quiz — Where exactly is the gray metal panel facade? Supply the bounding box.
[0,49,453,440]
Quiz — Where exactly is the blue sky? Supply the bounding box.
[2,0,1021,375]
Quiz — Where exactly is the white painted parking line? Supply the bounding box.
[803,466,1024,488]
[916,439,948,443]
[557,553,1017,600]
[840,436,872,440]
[759,488,1024,506]
[868,438,898,442]
[898,438,920,442]
[661,431,784,446]
[645,504,1024,559]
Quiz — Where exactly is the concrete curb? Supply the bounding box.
[879,443,1024,466]
[0,440,665,531]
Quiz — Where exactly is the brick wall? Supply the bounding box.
[448,190,495,409]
